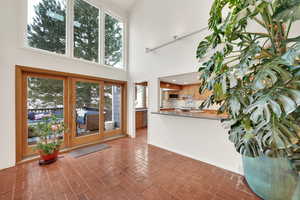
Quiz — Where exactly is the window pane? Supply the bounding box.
[27,77,64,145]
[74,0,99,62]
[105,14,124,68]
[104,85,122,131]
[75,82,100,137]
[136,85,147,108]
[27,0,66,54]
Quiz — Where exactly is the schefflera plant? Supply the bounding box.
[197,0,300,167]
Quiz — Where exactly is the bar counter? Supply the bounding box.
[151,110,228,120]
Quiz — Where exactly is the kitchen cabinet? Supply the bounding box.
[162,90,180,101]
[160,82,182,90]
[179,84,211,100]
[136,110,148,129]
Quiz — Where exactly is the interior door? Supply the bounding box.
[70,78,104,146]
[23,72,68,157]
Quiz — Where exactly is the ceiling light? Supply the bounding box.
[172,80,176,82]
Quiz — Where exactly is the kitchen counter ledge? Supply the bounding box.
[151,111,228,120]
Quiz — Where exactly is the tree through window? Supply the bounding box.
[105,14,124,68]
[27,0,66,54]
[74,0,99,62]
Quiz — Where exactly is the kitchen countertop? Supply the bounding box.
[136,108,148,112]
[152,110,228,120]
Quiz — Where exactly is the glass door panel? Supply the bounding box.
[25,75,66,156]
[104,84,122,133]
[71,79,103,146]
[75,81,100,137]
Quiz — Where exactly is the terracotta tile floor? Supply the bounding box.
[0,129,261,200]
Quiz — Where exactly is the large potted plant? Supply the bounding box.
[197,0,300,199]
[35,115,66,165]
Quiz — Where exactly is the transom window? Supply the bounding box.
[74,0,100,62]
[27,0,67,54]
[105,14,124,69]
[27,0,125,69]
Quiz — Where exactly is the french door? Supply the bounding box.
[70,78,104,146]
[22,72,69,157]
[17,66,127,160]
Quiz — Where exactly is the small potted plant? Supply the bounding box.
[35,115,66,165]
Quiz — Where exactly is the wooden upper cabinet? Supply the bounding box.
[180,84,212,100]
[160,82,182,90]
[136,110,147,129]
[160,81,212,101]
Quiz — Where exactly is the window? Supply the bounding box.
[104,84,122,131]
[26,0,126,69]
[135,85,148,109]
[75,81,100,136]
[27,0,66,54]
[74,0,99,62]
[104,14,124,68]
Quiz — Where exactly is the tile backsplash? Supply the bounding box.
[162,99,220,110]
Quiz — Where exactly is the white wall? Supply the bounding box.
[150,115,243,174]
[129,0,212,81]
[0,0,129,170]
[128,0,241,174]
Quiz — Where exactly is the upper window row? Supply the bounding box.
[27,0,124,69]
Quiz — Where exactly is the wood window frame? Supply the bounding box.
[16,65,128,163]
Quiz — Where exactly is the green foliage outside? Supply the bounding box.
[197,0,300,170]
[105,14,123,67]
[27,0,66,54]
[75,82,100,109]
[28,77,64,108]
[28,78,113,121]
[74,0,99,62]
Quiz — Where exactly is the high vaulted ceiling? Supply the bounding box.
[102,0,138,12]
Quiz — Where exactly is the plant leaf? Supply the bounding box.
[273,0,300,22]
[287,89,300,105]
[278,95,297,115]
[229,96,241,117]
[269,100,282,117]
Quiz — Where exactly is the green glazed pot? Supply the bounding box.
[243,156,300,200]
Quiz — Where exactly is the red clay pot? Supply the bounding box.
[39,150,59,162]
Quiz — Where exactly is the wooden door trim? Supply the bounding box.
[16,67,23,162]
[16,65,127,84]
[16,65,128,163]
[18,72,69,158]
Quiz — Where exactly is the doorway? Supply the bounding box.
[135,82,148,139]
[16,66,127,161]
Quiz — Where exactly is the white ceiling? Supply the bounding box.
[160,72,201,86]
[102,0,138,12]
